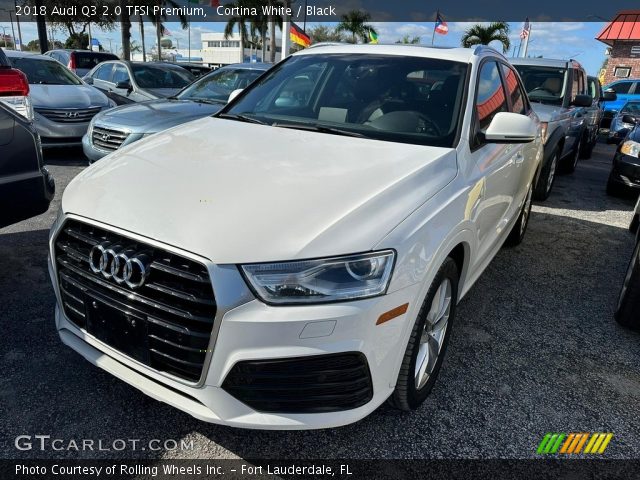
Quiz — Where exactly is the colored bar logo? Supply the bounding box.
[537,433,613,455]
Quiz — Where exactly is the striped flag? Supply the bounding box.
[290,22,311,48]
[520,18,531,39]
[435,11,448,35]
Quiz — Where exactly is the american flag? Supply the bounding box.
[520,18,530,39]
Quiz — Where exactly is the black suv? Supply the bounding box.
[0,47,55,228]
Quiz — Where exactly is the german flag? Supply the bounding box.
[290,22,311,48]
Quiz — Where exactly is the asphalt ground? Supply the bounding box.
[0,140,639,461]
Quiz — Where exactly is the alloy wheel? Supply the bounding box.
[415,279,452,390]
[546,153,558,194]
[520,185,533,236]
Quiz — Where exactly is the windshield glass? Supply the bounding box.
[132,64,194,89]
[178,68,265,103]
[621,102,640,115]
[223,54,468,147]
[513,65,567,105]
[10,57,81,85]
[75,52,119,69]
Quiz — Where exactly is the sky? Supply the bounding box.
[0,20,609,76]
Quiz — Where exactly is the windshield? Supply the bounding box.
[621,102,640,115]
[513,65,567,106]
[178,68,265,103]
[223,54,468,147]
[132,64,194,89]
[10,57,81,85]
[75,52,119,69]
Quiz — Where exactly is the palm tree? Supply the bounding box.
[396,34,420,44]
[153,1,188,61]
[120,0,131,60]
[139,18,147,62]
[460,22,510,53]
[224,1,251,62]
[335,10,377,44]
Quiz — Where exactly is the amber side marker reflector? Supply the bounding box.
[376,303,409,325]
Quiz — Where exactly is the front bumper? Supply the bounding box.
[48,218,419,429]
[610,153,640,189]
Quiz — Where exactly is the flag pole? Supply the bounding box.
[431,10,438,46]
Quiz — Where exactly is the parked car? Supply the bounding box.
[44,49,119,77]
[0,48,54,227]
[171,62,212,77]
[607,100,640,144]
[615,196,640,329]
[83,63,270,162]
[607,116,640,195]
[49,44,542,429]
[5,50,113,148]
[584,75,606,157]
[511,58,599,200]
[83,60,195,105]
[601,78,640,128]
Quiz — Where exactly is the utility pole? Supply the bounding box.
[8,10,16,49]
[14,1,22,50]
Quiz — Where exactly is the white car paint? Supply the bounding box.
[49,44,543,429]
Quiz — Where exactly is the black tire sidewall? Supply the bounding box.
[615,238,640,329]
[404,259,459,409]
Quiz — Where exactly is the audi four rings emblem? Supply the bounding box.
[89,242,151,289]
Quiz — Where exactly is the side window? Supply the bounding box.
[610,82,632,94]
[633,82,640,94]
[588,78,600,101]
[94,64,114,81]
[112,65,130,85]
[501,64,526,115]
[475,61,508,132]
[571,69,580,98]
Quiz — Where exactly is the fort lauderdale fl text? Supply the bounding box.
[16,462,353,477]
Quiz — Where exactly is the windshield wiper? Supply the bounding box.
[217,113,267,124]
[190,98,224,105]
[272,122,368,138]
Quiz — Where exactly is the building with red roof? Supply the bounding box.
[596,11,640,85]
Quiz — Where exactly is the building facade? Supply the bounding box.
[197,32,281,66]
[596,11,640,86]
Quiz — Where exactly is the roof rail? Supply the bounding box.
[473,45,500,55]
[307,42,348,49]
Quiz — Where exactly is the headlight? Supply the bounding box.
[540,122,548,144]
[620,140,640,158]
[241,250,396,304]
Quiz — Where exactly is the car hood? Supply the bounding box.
[93,99,223,132]
[62,118,457,263]
[30,84,110,108]
[528,102,567,123]
[145,87,184,98]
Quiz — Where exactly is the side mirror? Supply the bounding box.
[228,88,243,102]
[483,112,537,143]
[602,90,617,101]
[622,114,637,125]
[115,80,132,91]
[571,94,592,107]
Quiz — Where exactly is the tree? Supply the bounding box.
[42,0,117,38]
[153,1,188,61]
[120,0,131,60]
[224,1,251,62]
[308,25,343,44]
[460,22,510,53]
[335,10,377,44]
[396,34,420,44]
[64,33,89,49]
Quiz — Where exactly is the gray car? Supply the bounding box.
[6,50,113,148]
[44,49,119,77]
[83,63,270,162]
[83,60,195,105]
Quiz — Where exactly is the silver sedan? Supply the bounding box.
[6,50,114,148]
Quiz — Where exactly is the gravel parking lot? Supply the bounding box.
[1,140,639,460]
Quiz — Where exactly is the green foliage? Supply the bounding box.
[335,10,377,44]
[396,34,420,44]
[308,25,344,43]
[460,22,510,53]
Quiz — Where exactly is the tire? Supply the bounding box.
[606,174,624,197]
[533,146,560,201]
[505,183,533,247]
[631,214,639,234]
[615,237,640,330]
[562,134,582,173]
[388,258,459,411]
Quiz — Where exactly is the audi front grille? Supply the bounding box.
[35,107,102,123]
[54,219,217,383]
[91,126,130,152]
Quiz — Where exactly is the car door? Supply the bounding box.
[586,76,603,137]
[468,60,523,263]
[564,68,587,157]
[89,63,114,94]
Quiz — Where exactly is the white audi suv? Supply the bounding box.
[48,44,542,429]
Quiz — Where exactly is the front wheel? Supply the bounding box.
[533,147,559,201]
[562,135,582,173]
[615,237,640,330]
[388,258,459,411]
